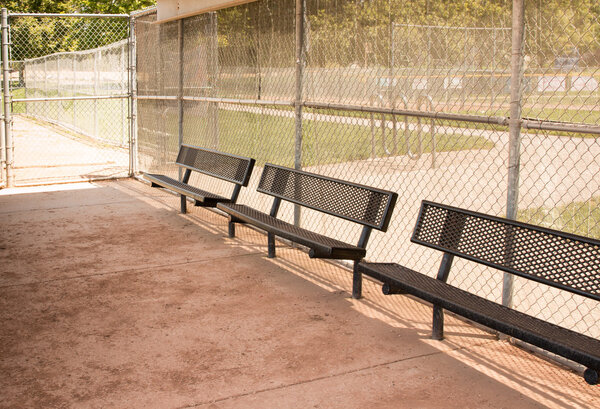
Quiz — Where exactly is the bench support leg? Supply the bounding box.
[180,195,187,213]
[584,368,599,385]
[432,306,444,340]
[352,261,362,299]
[267,233,276,258]
[228,221,236,238]
[431,253,454,341]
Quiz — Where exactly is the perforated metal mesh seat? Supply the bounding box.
[358,200,600,384]
[176,145,254,186]
[217,203,366,259]
[143,145,255,212]
[413,201,600,301]
[358,262,600,373]
[145,174,228,205]
[258,164,397,231]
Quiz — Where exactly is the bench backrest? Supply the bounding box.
[176,144,255,186]
[257,164,397,231]
[411,200,600,301]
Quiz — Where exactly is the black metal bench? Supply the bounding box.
[216,164,397,295]
[358,200,600,385]
[144,144,255,213]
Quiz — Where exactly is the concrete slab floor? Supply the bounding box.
[0,179,598,408]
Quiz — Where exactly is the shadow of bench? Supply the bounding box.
[358,200,600,385]
[217,163,397,297]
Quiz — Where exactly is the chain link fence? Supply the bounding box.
[133,0,599,347]
[3,13,130,185]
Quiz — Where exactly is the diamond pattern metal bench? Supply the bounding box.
[358,200,600,385]
[144,144,255,213]
[217,164,397,296]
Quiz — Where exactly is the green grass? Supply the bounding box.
[182,108,494,167]
[518,196,600,239]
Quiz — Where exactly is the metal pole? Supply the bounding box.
[209,12,218,149]
[2,8,14,187]
[93,50,99,139]
[503,0,525,309]
[72,54,77,128]
[129,15,137,176]
[43,56,47,119]
[121,42,126,146]
[56,55,61,121]
[177,19,184,181]
[293,0,305,227]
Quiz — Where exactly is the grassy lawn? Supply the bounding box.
[182,107,494,167]
[519,196,600,239]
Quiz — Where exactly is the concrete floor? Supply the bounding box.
[0,179,598,408]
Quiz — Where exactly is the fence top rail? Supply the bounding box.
[22,38,129,63]
[130,6,157,18]
[393,22,511,31]
[8,12,129,18]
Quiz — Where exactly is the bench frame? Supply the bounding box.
[217,163,397,298]
[144,144,255,213]
[359,200,600,385]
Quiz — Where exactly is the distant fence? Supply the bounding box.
[20,39,129,146]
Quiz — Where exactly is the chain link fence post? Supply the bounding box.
[93,49,99,139]
[0,10,5,187]
[72,53,76,128]
[129,14,137,176]
[121,42,126,146]
[177,18,184,182]
[2,8,14,187]
[503,0,526,310]
[209,12,218,149]
[293,0,306,228]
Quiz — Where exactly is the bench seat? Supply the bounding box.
[145,173,230,207]
[217,203,366,260]
[358,261,600,375]
[143,145,255,213]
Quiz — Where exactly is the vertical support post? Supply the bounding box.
[72,54,77,128]
[209,12,218,149]
[93,50,99,139]
[0,13,5,186]
[24,59,27,116]
[293,0,306,228]
[267,197,282,258]
[43,56,47,119]
[1,8,14,187]
[177,19,184,182]
[0,110,4,185]
[180,168,191,213]
[128,15,137,176]
[503,0,525,310]
[432,253,455,340]
[56,55,60,121]
[121,42,126,146]
[352,226,372,299]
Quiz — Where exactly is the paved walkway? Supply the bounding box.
[11,115,129,186]
[0,180,598,408]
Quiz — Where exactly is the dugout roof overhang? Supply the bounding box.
[156,0,258,23]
